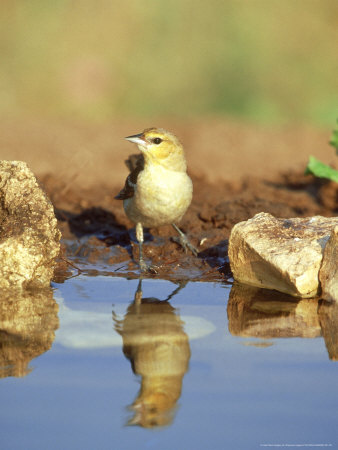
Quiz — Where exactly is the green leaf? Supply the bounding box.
[329,131,338,155]
[305,156,338,182]
[329,119,338,155]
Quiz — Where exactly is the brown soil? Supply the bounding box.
[3,118,336,282]
[46,169,337,282]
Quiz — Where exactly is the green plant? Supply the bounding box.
[305,121,338,182]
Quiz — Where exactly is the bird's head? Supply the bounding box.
[125,128,187,172]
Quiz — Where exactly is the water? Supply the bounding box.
[1,274,337,450]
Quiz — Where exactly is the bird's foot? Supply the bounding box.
[139,259,158,274]
[172,234,198,256]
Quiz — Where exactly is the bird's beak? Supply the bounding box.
[125,133,146,146]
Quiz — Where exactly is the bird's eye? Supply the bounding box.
[152,137,162,145]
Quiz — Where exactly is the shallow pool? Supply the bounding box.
[1,273,337,450]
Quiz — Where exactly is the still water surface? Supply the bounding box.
[1,274,337,450]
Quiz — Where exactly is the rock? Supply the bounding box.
[318,300,338,361]
[319,226,338,301]
[0,161,61,289]
[227,283,321,339]
[0,288,59,377]
[228,212,338,298]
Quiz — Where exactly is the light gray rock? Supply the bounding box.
[319,226,338,301]
[318,300,338,361]
[0,161,61,289]
[227,283,321,339]
[0,288,59,377]
[228,212,338,298]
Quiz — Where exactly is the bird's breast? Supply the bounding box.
[125,166,193,227]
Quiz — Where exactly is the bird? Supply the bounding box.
[115,127,197,272]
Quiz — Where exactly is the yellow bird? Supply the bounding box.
[116,128,197,271]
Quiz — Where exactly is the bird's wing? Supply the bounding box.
[115,154,144,200]
[125,153,144,172]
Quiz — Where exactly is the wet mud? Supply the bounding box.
[44,171,337,283]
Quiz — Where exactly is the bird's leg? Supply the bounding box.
[135,222,157,273]
[134,278,143,307]
[172,223,198,256]
[136,222,147,272]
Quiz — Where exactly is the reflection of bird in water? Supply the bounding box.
[113,279,190,428]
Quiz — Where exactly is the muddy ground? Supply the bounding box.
[45,169,337,282]
[2,118,336,282]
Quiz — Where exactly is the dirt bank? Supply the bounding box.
[2,118,336,281]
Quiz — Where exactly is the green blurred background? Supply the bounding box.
[1,0,337,124]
